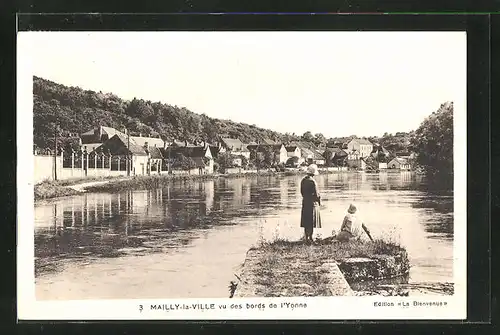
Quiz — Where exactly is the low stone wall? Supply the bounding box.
[337,253,410,283]
[232,239,410,298]
[233,248,353,298]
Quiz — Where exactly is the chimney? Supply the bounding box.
[139,133,142,137]
[184,139,188,147]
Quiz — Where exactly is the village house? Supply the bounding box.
[347,157,368,170]
[220,138,251,159]
[130,133,165,148]
[388,157,411,170]
[208,143,225,159]
[347,138,373,158]
[371,144,391,159]
[285,145,304,163]
[94,133,150,176]
[312,149,326,166]
[80,126,126,152]
[395,151,416,160]
[324,147,348,166]
[347,149,361,160]
[160,144,214,175]
[297,146,325,166]
[246,143,288,165]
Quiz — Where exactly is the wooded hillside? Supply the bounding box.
[33,76,414,153]
[33,76,285,150]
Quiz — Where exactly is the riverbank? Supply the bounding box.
[232,237,410,298]
[34,176,129,201]
[34,169,412,201]
[82,169,343,193]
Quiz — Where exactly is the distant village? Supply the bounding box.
[33,125,416,183]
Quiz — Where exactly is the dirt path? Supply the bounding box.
[65,178,131,192]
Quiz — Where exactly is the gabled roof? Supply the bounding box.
[191,157,208,168]
[81,126,126,137]
[390,157,409,164]
[82,143,103,152]
[312,150,325,160]
[169,140,198,148]
[221,138,248,151]
[148,146,164,159]
[95,133,148,156]
[349,138,373,146]
[131,136,164,148]
[372,145,390,155]
[299,147,314,157]
[262,138,276,145]
[246,143,283,153]
[113,133,148,155]
[328,147,346,154]
[162,145,209,158]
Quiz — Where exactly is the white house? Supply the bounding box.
[347,138,373,158]
[220,137,251,159]
[388,157,411,170]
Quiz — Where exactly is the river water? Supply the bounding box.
[34,172,453,300]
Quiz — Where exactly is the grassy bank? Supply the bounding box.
[83,169,342,193]
[34,169,346,198]
[34,180,81,201]
[236,238,407,297]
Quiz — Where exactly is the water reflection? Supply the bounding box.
[35,172,454,294]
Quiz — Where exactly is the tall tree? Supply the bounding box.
[302,131,314,142]
[411,102,453,181]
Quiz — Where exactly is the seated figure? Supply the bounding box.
[336,204,372,242]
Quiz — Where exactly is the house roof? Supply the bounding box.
[261,138,276,145]
[148,146,164,159]
[94,133,147,156]
[372,145,390,154]
[247,143,282,152]
[285,145,299,152]
[169,140,198,148]
[312,150,325,160]
[299,147,314,157]
[329,147,346,154]
[391,157,409,164]
[162,145,209,158]
[131,136,164,148]
[191,157,208,168]
[396,151,411,157]
[82,143,103,152]
[81,126,126,137]
[113,133,148,155]
[221,138,248,151]
[350,138,373,146]
[81,126,128,145]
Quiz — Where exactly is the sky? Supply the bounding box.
[20,31,466,138]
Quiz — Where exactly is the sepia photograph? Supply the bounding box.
[17,31,467,320]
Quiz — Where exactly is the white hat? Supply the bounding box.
[306,164,319,176]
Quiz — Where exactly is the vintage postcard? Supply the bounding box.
[17,31,467,320]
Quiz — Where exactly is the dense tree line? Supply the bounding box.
[411,102,453,183]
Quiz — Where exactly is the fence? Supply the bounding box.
[34,149,130,184]
[34,149,213,184]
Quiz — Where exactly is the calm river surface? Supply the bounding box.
[34,172,453,300]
